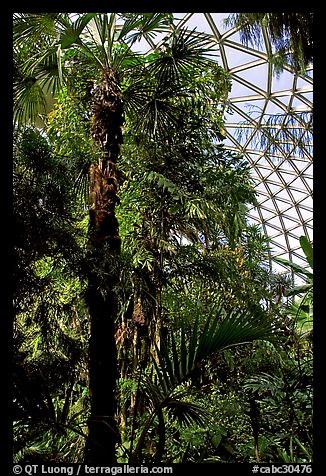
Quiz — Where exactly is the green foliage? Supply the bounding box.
[155,303,277,392]
[13,12,313,465]
[274,236,313,286]
[274,236,313,336]
[238,244,313,464]
[13,127,89,463]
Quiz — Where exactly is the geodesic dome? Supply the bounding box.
[130,12,313,281]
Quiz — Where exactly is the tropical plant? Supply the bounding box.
[242,345,313,463]
[238,237,313,463]
[128,299,277,463]
[13,12,231,463]
[13,13,312,466]
[274,236,313,333]
[13,127,89,463]
[274,236,313,296]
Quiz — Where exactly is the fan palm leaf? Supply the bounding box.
[119,13,173,45]
[13,13,64,44]
[147,28,217,85]
[155,301,277,393]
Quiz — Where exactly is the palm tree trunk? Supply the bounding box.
[84,67,123,464]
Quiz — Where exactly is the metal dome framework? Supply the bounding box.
[135,12,313,279]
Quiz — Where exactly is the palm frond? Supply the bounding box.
[118,13,173,45]
[299,236,313,269]
[13,45,63,127]
[141,377,210,425]
[85,13,113,68]
[244,372,284,396]
[155,302,277,394]
[13,73,47,128]
[129,81,188,139]
[132,376,210,462]
[13,13,63,44]
[122,78,152,118]
[59,13,97,49]
[147,27,217,86]
[73,162,91,208]
[165,391,210,427]
[32,51,62,96]
[274,257,313,279]
[141,376,165,410]
[60,15,105,70]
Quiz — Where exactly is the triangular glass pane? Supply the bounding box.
[273,200,293,213]
[224,45,259,69]
[271,69,295,93]
[273,188,293,200]
[266,215,282,228]
[223,28,242,43]
[277,171,297,184]
[298,196,313,208]
[301,176,313,190]
[274,95,291,108]
[288,176,308,190]
[268,183,284,195]
[264,100,288,115]
[241,100,267,118]
[182,13,214,35]
[267,171,286,184]
[236,63,268,91]
[291,96,310,111]
[260,208,277,220]
[282,216,301,229]
[306,69,313,79]
[273,234,287,249]
[296,76,312,89]
[229,79,262,99]
[291,189,309,202]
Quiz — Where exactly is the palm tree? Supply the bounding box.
[13,12,220,463]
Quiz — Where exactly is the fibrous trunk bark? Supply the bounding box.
[84,68,123,464]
